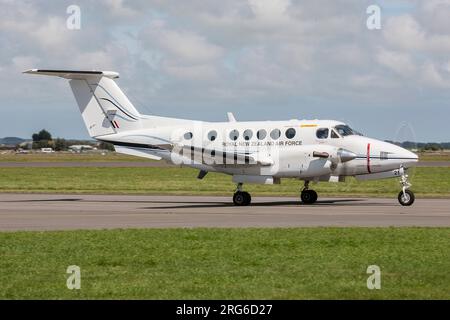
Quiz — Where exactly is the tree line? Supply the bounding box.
[30,129,114,151]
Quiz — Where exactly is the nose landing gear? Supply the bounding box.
[233,183,251,206]
[301,181,318,204]
[398,166,415,206]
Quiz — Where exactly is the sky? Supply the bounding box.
[1,0,450,142]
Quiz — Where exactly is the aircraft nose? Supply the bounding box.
[392,145,419,168]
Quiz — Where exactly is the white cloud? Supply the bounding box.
[376,49,416,76]
[383,15,425,51]
[420,62,450,88]
[0,0,449,140]
[248,0,291,21]
[142,22,224,64]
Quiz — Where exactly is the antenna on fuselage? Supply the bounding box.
[227,112,236,122]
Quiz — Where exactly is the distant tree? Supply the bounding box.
[32,140,52,149]
[54,138,69,151]
[422,143,442,151]
[98,141,115,151]
[401,141,418,149]
[32,129,52,142]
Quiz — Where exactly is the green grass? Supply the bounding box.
[0,166,449,197]
[0,228,448,299]
[418,152,450,162]
[0,152,148,162]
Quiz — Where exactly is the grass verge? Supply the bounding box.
[0,228,448,299]
[0,166,448,197]
[0,153,147,162]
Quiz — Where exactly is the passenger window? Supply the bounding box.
[257,129,267,140]
[270,129,281,140]
[184,132,193,140]
[207,130,217,141]
[285,128,296,139]
[229,129,239,141]
[316,128,329,139]
[331,130,339,139]
[243,129,253,141]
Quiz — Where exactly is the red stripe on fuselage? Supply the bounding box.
[367,143,371,173]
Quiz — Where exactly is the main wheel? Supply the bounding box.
[398,190,415,206]
[301,190,318,204]
[233,191,251,206]
[243,192,251,205]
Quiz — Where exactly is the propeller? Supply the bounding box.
[313,148,357,163]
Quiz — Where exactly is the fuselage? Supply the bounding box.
[100,118,419,181]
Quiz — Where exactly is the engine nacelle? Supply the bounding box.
[276,144,357,178]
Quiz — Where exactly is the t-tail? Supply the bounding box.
[23,69,142,138]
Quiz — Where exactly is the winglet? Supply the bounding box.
[227,112,236,122]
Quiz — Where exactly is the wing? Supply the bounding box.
[171,144,273,166]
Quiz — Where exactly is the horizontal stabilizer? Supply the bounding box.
[23,69,119,79]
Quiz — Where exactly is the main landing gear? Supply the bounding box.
[398,166,415,206]
[233,183,251,206]
[301,181,318,204]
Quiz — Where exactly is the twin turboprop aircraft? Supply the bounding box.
[25,69,419,206]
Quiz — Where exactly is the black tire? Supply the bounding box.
[398,190,415,206]
[310,190,318,203]
[242,191,251,206]
[233,191,251,206]
[301,190,318,204]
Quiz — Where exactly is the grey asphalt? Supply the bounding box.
[0,194,449,231]
[0,161,448,167]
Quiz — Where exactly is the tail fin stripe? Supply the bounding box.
[100,98,139,120]
[95,83,140,119]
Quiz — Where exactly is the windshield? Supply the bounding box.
[334,125,362,137]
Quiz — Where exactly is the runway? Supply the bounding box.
[0,193,449,231]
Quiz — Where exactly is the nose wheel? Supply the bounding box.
[233,183,251,206]
[301,181,318,204]
[398,166,415,206]
[398,189,414,206]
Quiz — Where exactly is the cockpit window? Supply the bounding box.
[316,128,329,139]
[334,125,362,137]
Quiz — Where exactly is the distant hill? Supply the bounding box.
[0,137,26,145]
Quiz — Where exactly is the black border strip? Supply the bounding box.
[37,69,103,74]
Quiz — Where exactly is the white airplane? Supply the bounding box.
[25,69,419,206]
